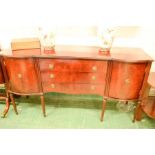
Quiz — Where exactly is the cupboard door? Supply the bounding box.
[109,62,147,99]
[4,58,40,94]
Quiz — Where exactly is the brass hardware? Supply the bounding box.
[17,73,22,79]
[49,64,54,69]
[92,75,96,80]
[50,74,55,78]
[92,66,97,71]
[91,85,95,90]
[125,78,130,84]
[51,84,55,88]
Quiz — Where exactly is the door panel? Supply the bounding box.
[109,62,147,99]
[4,57,40,94]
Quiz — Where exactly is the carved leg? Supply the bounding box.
[100,98,107,122]
[40,95,46,117]
[133,83,151,122]
[133,101,143,122]
[1,97,10,118]
[10,94,18,115]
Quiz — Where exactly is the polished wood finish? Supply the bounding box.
[39,59,107,72]
[42,83,105,95]
[0,96,10,118]
[0,46,153,121]
[110,47,153,62]
[109,62,147,100]
[40,95,46,117]
[3,57,41,94]
[39,58,108,95]
[100,99,107,121]
[1,56,45,116]
[41,72,106,84]
[9,93,18,115]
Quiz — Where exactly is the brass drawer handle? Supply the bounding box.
[92,75,96,80]
[50,74,55,78]
[92,66,97,72]
[49,64,54,69]
[125,78,130,84]
[51,84,55,88]
[91,85,95,90]
[17,73,22,79]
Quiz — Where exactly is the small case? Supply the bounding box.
[11,38,41,55]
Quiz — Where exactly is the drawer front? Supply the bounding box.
[41,72,106,84]
[109,62,147,100]
[39,59,107,73]
[42,83,105,95]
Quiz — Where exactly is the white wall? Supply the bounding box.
[0,1,155,70]
[112,26,155,71]
[0,26,155,71]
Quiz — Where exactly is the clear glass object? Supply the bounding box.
[38,27,56,54]
[98,28,114,56]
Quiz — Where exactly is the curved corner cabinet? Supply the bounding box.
[1,46,153,121]
[1,56,46,117]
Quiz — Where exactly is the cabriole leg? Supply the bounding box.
[10,93,18,115]
[1,97,10,118]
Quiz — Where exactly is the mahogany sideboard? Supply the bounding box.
[0,45,153,122]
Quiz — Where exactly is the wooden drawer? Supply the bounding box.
[39,59,107,73]
[40,72,106,84]
[42,83,105,95]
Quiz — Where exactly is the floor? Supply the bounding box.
[0,92,155,129]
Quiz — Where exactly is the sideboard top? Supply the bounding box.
[110,47,153,62]
[52,45,153,62]
[1,45,153,63]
